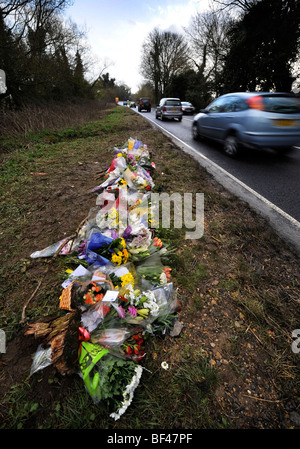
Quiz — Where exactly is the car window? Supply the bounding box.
[166,100,181,106]
[263,95,300,114]
[223,97,248,112]
[207,97,228,113]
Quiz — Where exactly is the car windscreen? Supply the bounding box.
[166,100,181,106]
[263,95,300,114]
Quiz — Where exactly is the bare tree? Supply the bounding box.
[185,9,232,94]
[212,0,258,12]
[141,28,190,102]
[1,0,73,36]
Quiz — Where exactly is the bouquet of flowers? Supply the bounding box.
[78,341,143,420]
[28,137,182,421]
[82,232,129,267]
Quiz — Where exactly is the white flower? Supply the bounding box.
[160,272,168,284]
[109,366,143,421]
[161,361,169,370]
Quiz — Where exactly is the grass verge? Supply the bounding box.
[0,105,299,429]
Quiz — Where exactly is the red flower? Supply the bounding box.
[102,305,110,316]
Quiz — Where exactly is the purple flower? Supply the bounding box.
[111,230,118,240]
[122,226,132,240]
[78,239,87,256]
[117,305,126,319]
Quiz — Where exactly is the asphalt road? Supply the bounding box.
[135,107,300,225]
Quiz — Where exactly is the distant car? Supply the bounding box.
[130,101,136,108]
[138,97,151,112]
[156,98,183,121]
[181,101,195,115]
[192,92,300,157]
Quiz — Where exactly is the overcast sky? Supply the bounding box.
[64,0,211,92]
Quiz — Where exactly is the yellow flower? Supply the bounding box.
[120,238,126,248]
[108,208,118,219]
[111,253,122,265]
[121,272,134,287]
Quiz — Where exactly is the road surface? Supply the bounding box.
[133,106,300,254]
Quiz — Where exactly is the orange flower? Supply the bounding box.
[84,292,94,304]
[95,293,104,302]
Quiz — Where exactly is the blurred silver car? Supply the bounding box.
[192,92,300,156]
[156,98,183,121]
[181,101,195,115]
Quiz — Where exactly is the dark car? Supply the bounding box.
[138,97,151,112]
[181,101,195,115]
[155,98,183,121]
[192,92,300,157]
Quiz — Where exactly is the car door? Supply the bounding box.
[199,97,228,139]
[156,99,163,117]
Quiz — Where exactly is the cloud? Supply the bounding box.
[66,0,211,92]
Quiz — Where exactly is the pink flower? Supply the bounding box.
[128,306,137,317]
[117,305,126,319]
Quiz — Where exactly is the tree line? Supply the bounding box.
[1,0,299,109]
[0,0,131,107]
[139,0,300,109]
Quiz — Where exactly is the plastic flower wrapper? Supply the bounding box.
[105,262,139,291]
[88,302,144,356]
[30,222,87,259]
[80,299,112,333]
[127,190,150,212]
[136,252,172,287]
[78,340,143,419]
[109,283,175,330]
[91,324,132,348]
[127,232,170,263]
[96,205,121,234]
[127,138,151,161]
[137,156,156,176]
[30,344,52,376]
[121,331,146,363]
[123,166,154,192]
[80,230,129,267]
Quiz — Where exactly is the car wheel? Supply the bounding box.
[178,117,182,122]
[192,124,199,140]
[224,134,239,157]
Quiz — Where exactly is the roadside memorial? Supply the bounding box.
[25,137,180,420]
